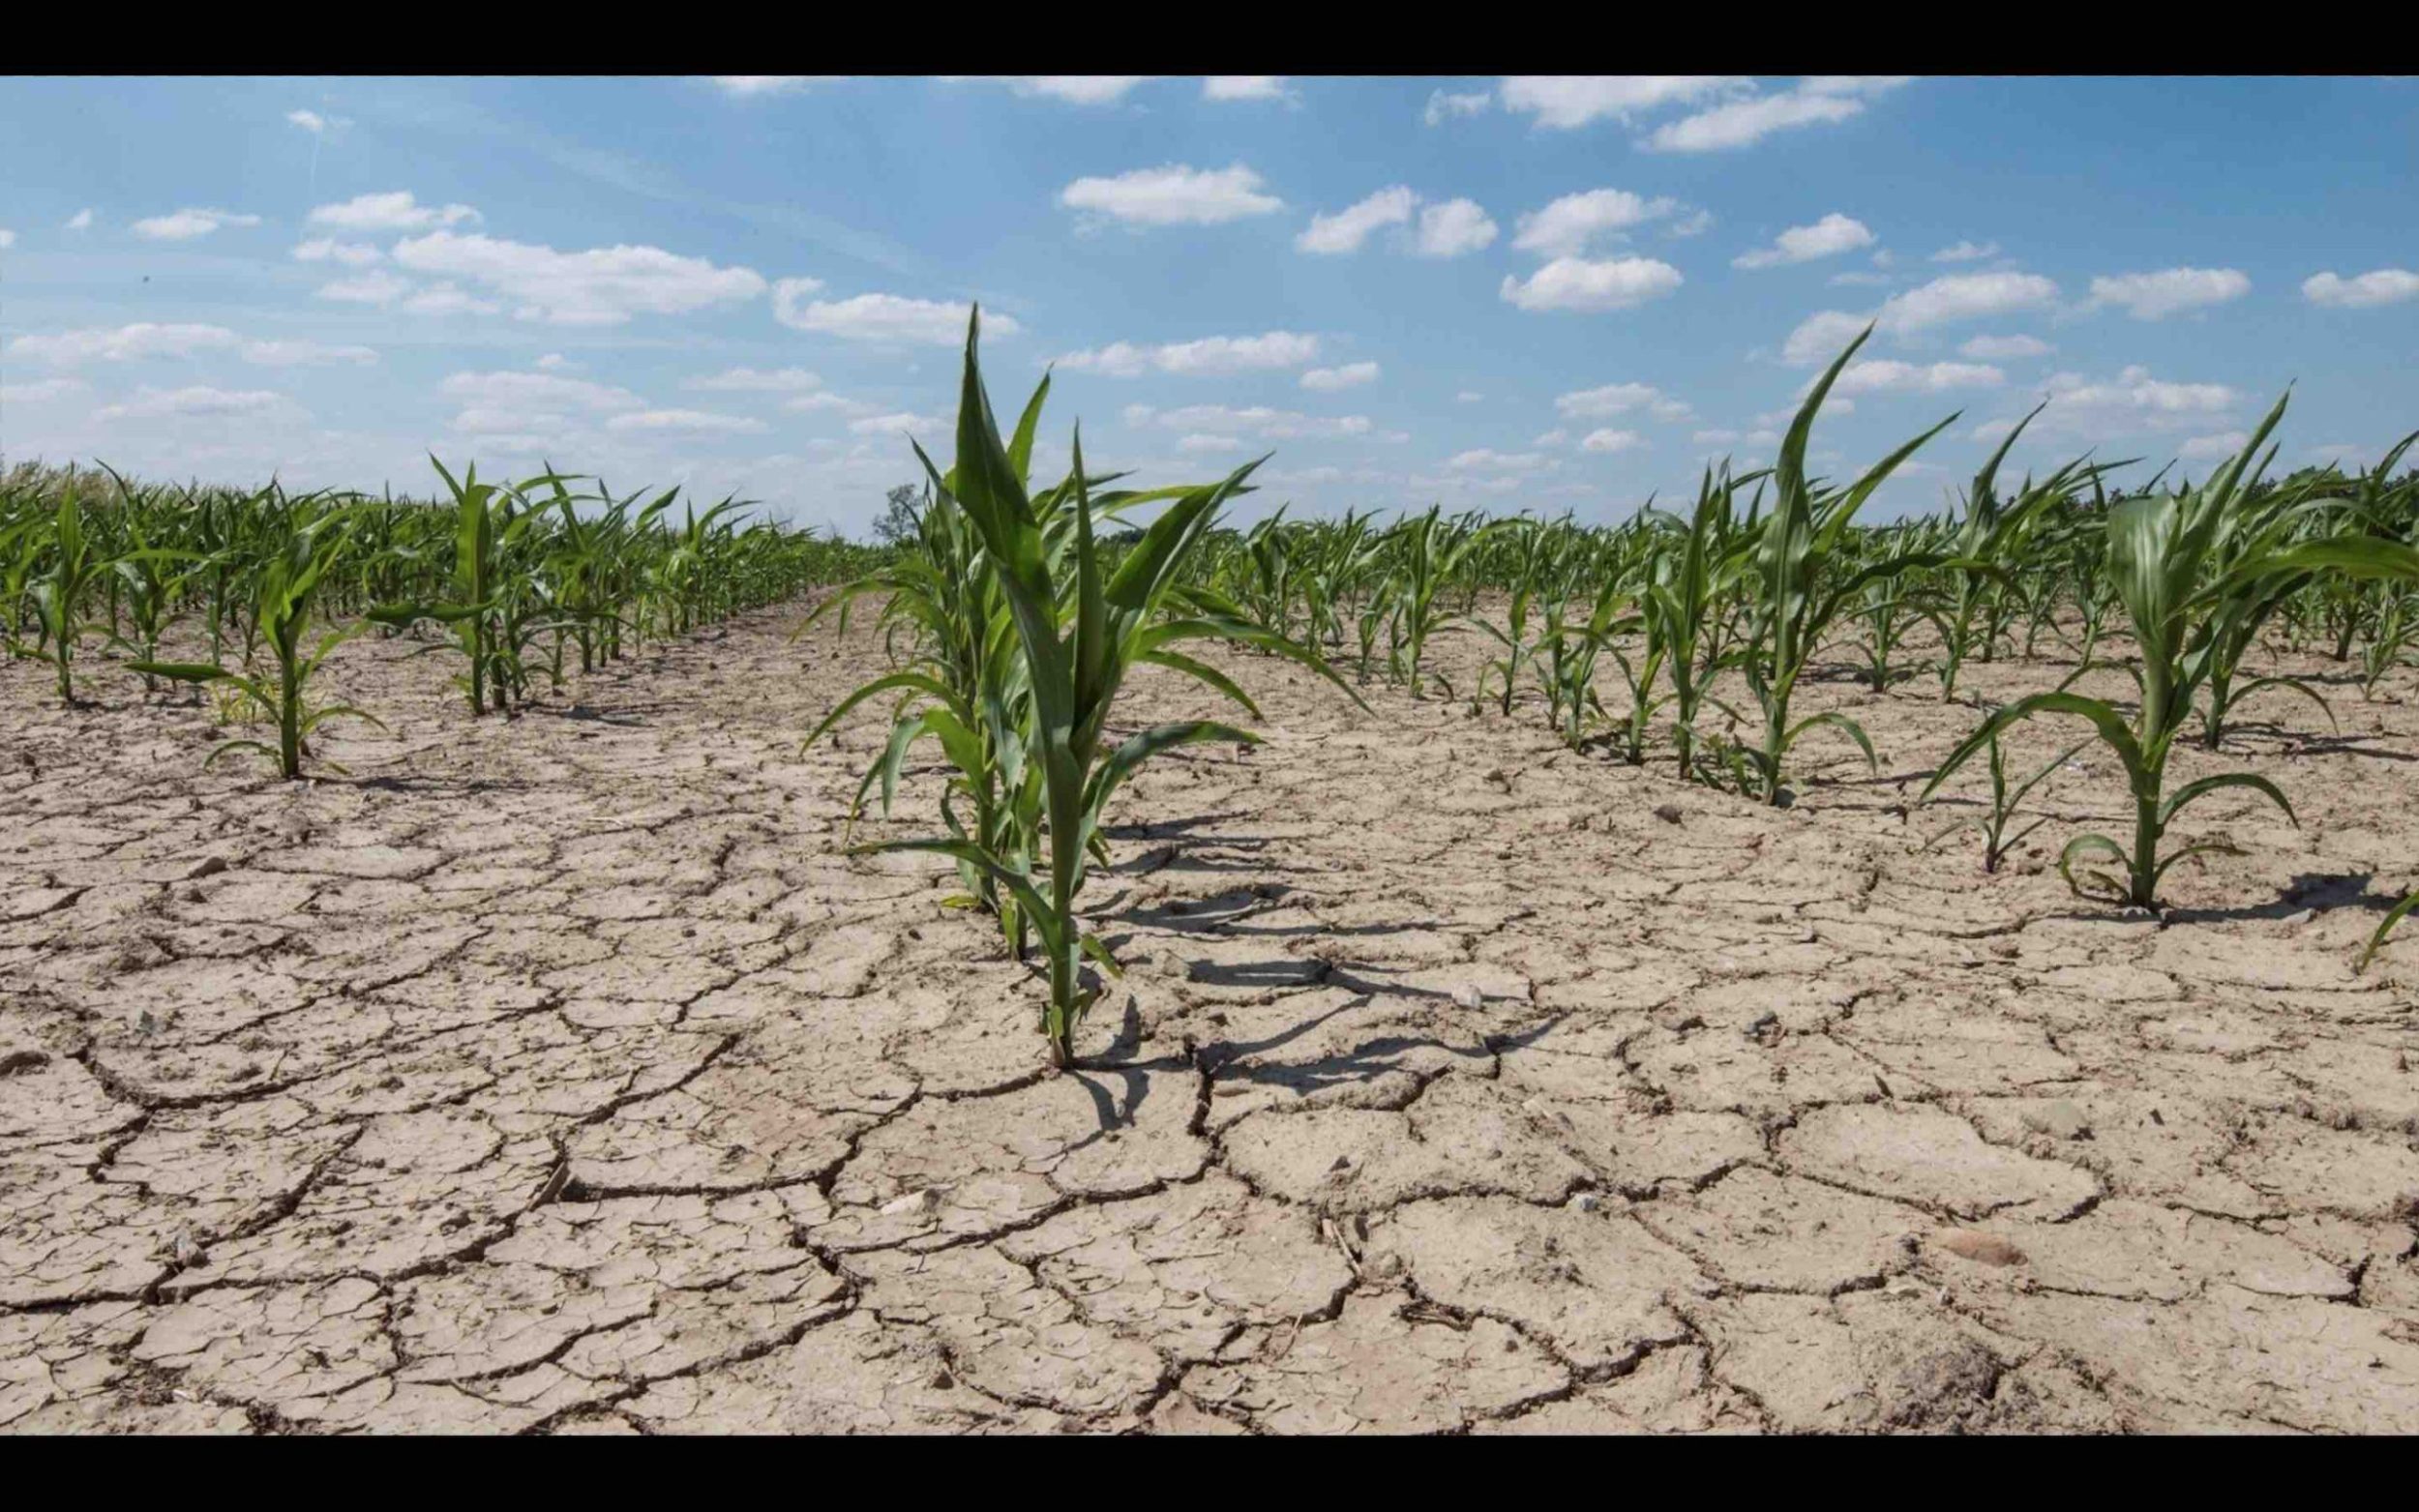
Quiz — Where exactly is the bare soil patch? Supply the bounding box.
[4,608,2416,1434]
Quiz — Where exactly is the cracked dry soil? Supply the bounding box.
[4,603,2417,1435]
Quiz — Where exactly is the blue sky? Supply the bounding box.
[3,74,2415,535]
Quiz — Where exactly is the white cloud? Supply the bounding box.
[1002,76,1155,104]
[1732,212,1874,270]
[1981,366,2241,446]
[1297,186,1416,254]
[1455,392,1485,403]
[685,367,822,393]
[292,237,383,267]
[1783,273,2059,361]
[392,231,764,325]
[1416,198,1498,258]
[1555,382,1690,421]
[849,411,946,436]
[707,76,840,98]
[1498,76,1744,130]
[1959,334,2050,360]
[1125,402,1389,442]
[308,191,481,232]
[1423,88,1493,126]
[10,322,240,364]
[1931,239,1999,263]
[315,270,412,306]
[1501,256,1684,313]
[131,208,261,241]
[773,284,1014,344]
[2302,268,2419,309]
[1203,76,1292,103]
[440,371,644,413]
[1448,448,1551,471]
[284,108,349,133]
[606,408,768,435]
[1056,331,1320,377]
[1829,359,2003,395]
[401,282,504,316]
[1830,271,1895,287]
[0,229,14,250]
[1645,76,1909,152]
[1781,310,1873,367]
[2088,267,2251,320]
[241,340,378,367]
[783,392,874,416]
[1534,429,1569,446]
[65,209,93,232]
[1060,163,1283,227]
[0,377,88,402]
[1510,189,1679,258]
[534,354,575,371]
[95,386,299,423]
[2180,431,2251,460]
[1178,433,1246,454]
[1300,361,1379,392]
[1666,208,1716,239]
[1580,429,1644,453]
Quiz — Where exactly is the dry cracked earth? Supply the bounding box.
[4,600,2418,1436]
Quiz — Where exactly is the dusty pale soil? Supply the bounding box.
[3,601,2417,1435]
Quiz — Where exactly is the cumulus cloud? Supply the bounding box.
[391,231,764,325]
[1124,402,1393,443]
[1059,163,1283,227]
[1416,198,1498,257]
[308,192,481,232]
[240,340,378,367]
[685,367,822,393]
[1055,331,1320,377]
[65,209,93,231]
[1203,76,1293,103]
[1300,361,1379,392]
[2302,268,2419,309]
[1931,239,1999,263]
[1498,76,1744,130]
[131,208,261,241]
[1296,187,1416,254]
[1960,334,2051,360]
[95,386,300,422]
[1645,75,1909,152]
[1501,257,1684,313]
[292,238,383,267]
[772,283,1015,344]
[606,409,768,435]
[2088,267,2251,320]
[1580,429,1644,453]
[1787,271,2061,363]
[0,378,89,403]
[1423,88,1493,126]
[1510,189,1680,259]
[10,322,240,364]
[1828,359,2003,395]
[1555,382,1691,421]
[707,76,841,98]
[1732,213,1874,270]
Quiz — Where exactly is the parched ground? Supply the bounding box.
[4,600,2417,1435]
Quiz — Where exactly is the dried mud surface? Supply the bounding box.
[4,603,2416,1435]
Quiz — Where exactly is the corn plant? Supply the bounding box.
[839,311,1359,1067]
[1739,326,1965,804]
[1924,732,2087,873]
[2363,892,2416,973]
[1918,396,2419,908]
[131,496,383,779]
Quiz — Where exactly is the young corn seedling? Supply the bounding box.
[844,311,1359,1066]
[1923,398,2419,909]
[1924,732,2088,873]
[2361,891,2416,974]
[1740,325,1968,805]
[132,496,385,779]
